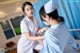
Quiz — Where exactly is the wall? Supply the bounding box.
[0,12,23,48]
[0,0,38,18]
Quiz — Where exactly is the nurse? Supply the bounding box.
[17,2,47,53]
[39,0,80,53]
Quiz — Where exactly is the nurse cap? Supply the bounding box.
[44,0,58,14]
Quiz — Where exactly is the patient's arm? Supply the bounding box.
[36,33,44,46]
[36,27,48,46]
[24,32,44,41]
[37,40,44,46]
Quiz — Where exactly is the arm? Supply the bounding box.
[35,27,48,46]
[37,40,44,46]
[20,21,44,41]
[24,32,44,41]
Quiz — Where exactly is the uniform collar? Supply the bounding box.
[50,22,61,29]
[25,15,35,22]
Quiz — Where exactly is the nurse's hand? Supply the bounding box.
[38,27,48,34]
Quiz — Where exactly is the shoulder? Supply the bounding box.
[20,18,27,25]
[60,22,68,28]
[60,23,69,31]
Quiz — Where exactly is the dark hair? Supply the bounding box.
[39,6,64,22]
[22,2,33,13]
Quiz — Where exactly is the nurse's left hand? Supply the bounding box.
[38,27,48,34]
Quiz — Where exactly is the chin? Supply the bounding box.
[30,14,33,17]
[29,16,33,17]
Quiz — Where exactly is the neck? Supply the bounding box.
[27,15,33,21]
[49,20,59,26]
[29,16,33,20]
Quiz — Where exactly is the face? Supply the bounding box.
[24,5,33,17]
[42,15,50,26]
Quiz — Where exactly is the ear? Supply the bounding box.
[46,15,50,20]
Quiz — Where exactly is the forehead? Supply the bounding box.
[25,5,32,9]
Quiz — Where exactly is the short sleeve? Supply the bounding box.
[20,21,29,33]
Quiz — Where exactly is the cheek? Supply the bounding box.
[45,18,49,21]
[25,11,29,15]
[31,10,34,14]
[31,9,34,12]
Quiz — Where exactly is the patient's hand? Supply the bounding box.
[37,40,44,46]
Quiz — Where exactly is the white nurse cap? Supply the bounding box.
[44,0,58,14]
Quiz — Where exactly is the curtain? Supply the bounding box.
[56,0,80,39]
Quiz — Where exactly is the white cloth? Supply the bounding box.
[17,16,42,53]
[44,0,58,14]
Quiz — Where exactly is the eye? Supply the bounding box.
[26,9,29,11]
[30,7,33,10]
